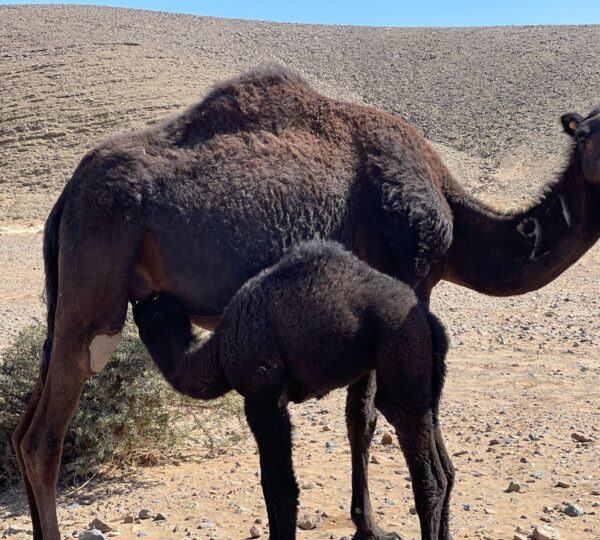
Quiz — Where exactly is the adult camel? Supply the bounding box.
[12,65,600,540]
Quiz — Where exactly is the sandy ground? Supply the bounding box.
[0,6,599,540]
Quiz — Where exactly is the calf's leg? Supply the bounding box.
[346,374,403,540]
[245,393,299,540]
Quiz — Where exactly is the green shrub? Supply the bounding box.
[0,316,245,486]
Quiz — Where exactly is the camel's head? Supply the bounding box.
[562,107,600,184]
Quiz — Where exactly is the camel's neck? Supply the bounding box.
[443,161,600,296]
[142,323,230,400]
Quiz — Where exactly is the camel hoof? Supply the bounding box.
[352,528,406,540]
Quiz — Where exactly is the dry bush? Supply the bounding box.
[0,316,246,486]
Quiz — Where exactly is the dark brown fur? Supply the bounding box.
[12,65,600,540]
[132,240,450,540]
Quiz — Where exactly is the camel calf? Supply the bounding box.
[133,240,451,540]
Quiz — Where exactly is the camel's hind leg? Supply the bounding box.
[376,402,447,540]
[433,420,454,540]
[19,336,92,540]
[346,373,403,540]
[17,228,139,540]
[11,381,43,538]
[372,332,449,539]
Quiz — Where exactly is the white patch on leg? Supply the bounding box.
[89,333,122,374]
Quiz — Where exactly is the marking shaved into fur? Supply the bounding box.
[559,195,572,228]
[89,333,122,373]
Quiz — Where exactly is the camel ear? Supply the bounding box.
[561,112,584,136]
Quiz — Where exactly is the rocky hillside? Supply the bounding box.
[1,5,600,227]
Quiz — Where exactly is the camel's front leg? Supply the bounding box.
[346,373,404,540]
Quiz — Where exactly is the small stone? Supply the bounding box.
[302,481,315,490]
[514,534,528,540]
[554,481,570,489]
[532,524,560,540]
[3,527,28,537]
[531,471,545,480]
[138,509,153,520]
[197,521,215,529]
[381,433,394,445]
[505,480,522,493]
[571,432,594,443]
[123,515,135,524]
[250,525,262,538]
[325,441,338,453]
[370,454,381,464]
[153,513,167,522]
[462,503,473,511]
[409,507,417,515]
[89,519,113,533]
[563,504,584,517]
[254,518,263,525]
[78,530,106,540]
[137,532,149,538]
[298,514,321,530]
[322,424,332,432]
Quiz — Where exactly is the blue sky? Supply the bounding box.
[3,1,600,26]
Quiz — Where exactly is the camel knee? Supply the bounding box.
[88,332,122,374]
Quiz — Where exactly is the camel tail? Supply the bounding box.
[426,310,449,414]
[41,187,68,381]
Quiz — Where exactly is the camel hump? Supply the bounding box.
[200,64,319,116]
[175,65,318,141]
[207,64,311,98]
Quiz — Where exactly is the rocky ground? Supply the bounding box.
[0,5,599,540]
